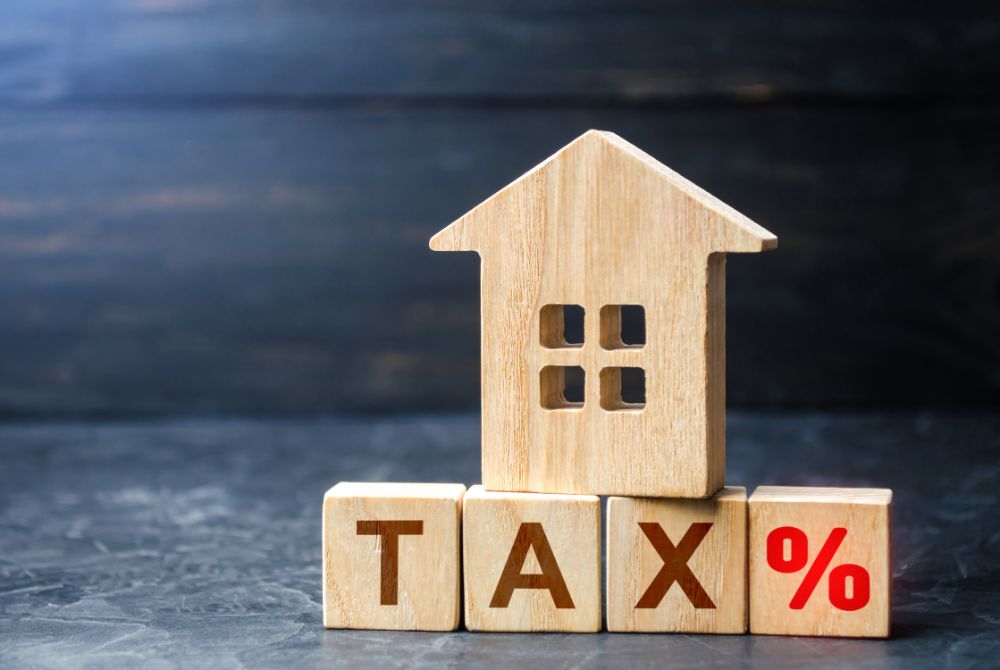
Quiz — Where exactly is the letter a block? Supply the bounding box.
[322,482,465,631]
[606,486,747,633]
[463,485,601,632]
[749,486,892,638]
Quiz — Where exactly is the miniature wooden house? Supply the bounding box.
[430,130,776,497]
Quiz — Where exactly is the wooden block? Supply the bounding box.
[322,482,465,631]
[462,485,601,632]
[430,129,777,497]
[606,486,747,633]
[749,486,892,638]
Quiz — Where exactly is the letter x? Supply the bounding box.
[635,522,715,609]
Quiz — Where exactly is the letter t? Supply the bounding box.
[356,520,424,605]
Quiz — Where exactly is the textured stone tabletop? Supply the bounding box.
[1,413,997,668]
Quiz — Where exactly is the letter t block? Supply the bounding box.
[322,482,466,631]
[463,485,601,632]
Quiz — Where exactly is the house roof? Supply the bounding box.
[429,129,777,254]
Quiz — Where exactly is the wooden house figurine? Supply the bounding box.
[430,130,777,497]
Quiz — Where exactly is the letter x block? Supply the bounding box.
[463,485,601,632]
[606,486,747,633]
[749,486,892,638]
[322,482,466,631]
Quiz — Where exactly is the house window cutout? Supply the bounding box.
[540,304,585,348]
[601,367,646,411]
[600,305,645,349]
[540,365,585,410]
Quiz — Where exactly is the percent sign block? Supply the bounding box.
[749,486,892,638]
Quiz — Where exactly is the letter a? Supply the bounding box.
[489,522,574,608]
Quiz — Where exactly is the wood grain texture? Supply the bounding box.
[606,486,747,633]
[0,105,998,417]
[462,485,601,632]
[322,482,465,631]
[748,486,892,638]
[0,1,997,105]
[431,130,774,496]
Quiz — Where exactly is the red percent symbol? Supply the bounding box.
[766,526,871,611]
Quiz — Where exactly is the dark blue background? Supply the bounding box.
[1,1,998,417]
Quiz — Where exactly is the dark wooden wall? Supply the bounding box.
[0,1,998,417]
